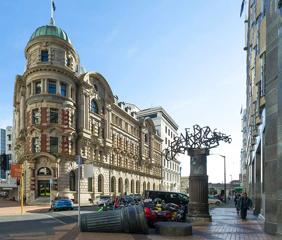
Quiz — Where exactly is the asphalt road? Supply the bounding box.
[0,207,95,240]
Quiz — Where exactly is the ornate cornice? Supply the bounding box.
[23,65,79,82]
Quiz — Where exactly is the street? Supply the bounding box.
[0,199,276,240]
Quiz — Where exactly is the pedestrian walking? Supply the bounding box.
[234,193,241,215]
[238,192,252,220]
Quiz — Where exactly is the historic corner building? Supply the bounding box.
[241,0,282,236]
[13,20,162,204]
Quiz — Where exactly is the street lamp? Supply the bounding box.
[210,154,226,203]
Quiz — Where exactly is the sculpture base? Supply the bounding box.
[187,215,212,224]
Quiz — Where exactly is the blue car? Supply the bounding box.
[51,197,74,211]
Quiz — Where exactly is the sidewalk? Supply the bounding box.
[0,198,277,239]
[75,207,275,240]
[0,199,50,215]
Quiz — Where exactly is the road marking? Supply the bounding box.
[44,213,67,225]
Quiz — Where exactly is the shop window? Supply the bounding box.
[118,177,123,193]
[69,171,75,191]
[111,176,116,192]
[88,177,93,192]
[98,174,104,192]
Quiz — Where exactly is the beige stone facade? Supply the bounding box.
[13,22,162,204]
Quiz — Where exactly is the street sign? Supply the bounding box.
[10,164,22,178]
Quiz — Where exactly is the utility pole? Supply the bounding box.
[223,155,226,203]
[76,155,81,231]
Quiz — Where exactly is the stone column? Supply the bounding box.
[188,148,211,222]
[44,79,47,93]
[78,88,85,130]
[85,95,89,130]
[19,94,25,131]
[56,81,60,95]
[254,151,261,215]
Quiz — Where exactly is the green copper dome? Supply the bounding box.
[29,24,71,44]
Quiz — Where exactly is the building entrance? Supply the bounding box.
[38,180,50,197]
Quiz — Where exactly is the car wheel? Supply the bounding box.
[70,207,74,210]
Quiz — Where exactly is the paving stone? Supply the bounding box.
[155,222,192,236]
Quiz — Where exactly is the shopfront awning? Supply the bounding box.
[233,187,243,193]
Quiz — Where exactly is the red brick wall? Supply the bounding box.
[61,136,69,154]
[41,107,47,124]
[41,134,47,152]
[62,109,69,127]
[27,111,31,127]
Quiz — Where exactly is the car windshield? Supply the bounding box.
[208,195,216,199]
[55,197,69,200]
[100,196,110,199]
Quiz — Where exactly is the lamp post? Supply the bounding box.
[210,154,226,203]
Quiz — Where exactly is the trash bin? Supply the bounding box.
[80,205,148,234]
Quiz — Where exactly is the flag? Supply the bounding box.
[83,164,94,178]
[52,0,56,11]
[240,0,245,17]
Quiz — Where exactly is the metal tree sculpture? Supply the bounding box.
[164,124,232,161]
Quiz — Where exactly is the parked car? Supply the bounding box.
[144,190,189,213]
[51,197,73,211]
[208,195,222,206]
[95,195,112,206]
[129,194,142,203]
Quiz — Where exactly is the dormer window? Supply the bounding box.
[90,99,99,114]
[41,50,49,62]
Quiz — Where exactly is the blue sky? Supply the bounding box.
[0,0,246,183]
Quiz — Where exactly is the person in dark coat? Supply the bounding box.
[238,192,252,220]
[234,193,241,215]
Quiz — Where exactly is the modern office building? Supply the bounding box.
[241,0,282,235]
[13,18,163,204]
[0,127,13,179]
[0,129,5,155]
[137,107,181,192]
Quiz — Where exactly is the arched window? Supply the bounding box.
[125,179,129,194]
[111,176,116,193]
[136,181,140,193]
[143,181,146,191]
[37,167,52,176]
[69,171,75,191]
[147,182,150,190]
[153,183,156,190]
[118,177,123,193]
[98,174,104,192]
[90,99,99,113]
[131,180,134,193]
